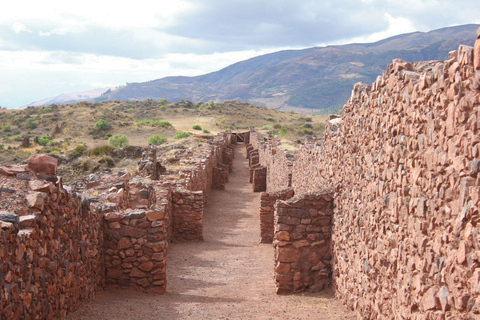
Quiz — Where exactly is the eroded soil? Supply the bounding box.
[67,144,355,320]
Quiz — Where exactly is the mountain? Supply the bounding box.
[36,24,480,113]
[26,87,112,108]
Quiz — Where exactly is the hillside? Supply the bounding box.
[0,100,326,180]
[94,24,479,113]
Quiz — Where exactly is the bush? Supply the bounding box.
[71,145,87,158]
[263,125,273,130]
[2,125,11,132]
[302,128,313,135]
[24,118,38,129]
[173,131,190,139]
[37,136,52,146]
[265,116,275,122]
[136,119,172,128]
[13,135,22,141]
[89,145,113,156]
[43,107,53,113]
[273,124,282,129]
[192,125,202,130]
[108,134,129,148]
[202,129,211,134]
[278,128,287,136]
[159,105,167,110]
[94,119,111,130]
[148,134,167,145]
[0,144,3,150]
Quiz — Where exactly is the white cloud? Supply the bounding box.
[11,22,31,33]
[348,13,417,43]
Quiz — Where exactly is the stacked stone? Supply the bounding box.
[260,188,294,243]
[104,206,168,293]
[252,166,267,192]
[212,164,229,190]
[128,180,156,210]
[0,160,104,319]
[222,144,234,173]
[246,32,480,319]
[273,192,334,295]
[172,190,204,241]
[137,145,159,180]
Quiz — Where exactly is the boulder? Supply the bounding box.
[28,154,58,176]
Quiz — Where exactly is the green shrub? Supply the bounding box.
[37,136,52,146]
[13,136,22,141]
[24,118,38,129]
[43,107,53,113]
[273,124,282,129]
[2,125,11,132]
[94,119,111,130]
[159,105,167,110]
[278,128,287,136]
[173,131,190,139]
[192,125,202,130]
[265,116,275,122]
[302,128,313,135]
[126,108,134,112]
[71,145,87,158]
[263,125,273,130]
[108,134,129,148]
[202,129,211,134]
[303,123,313,129]
[148,134,167,145]
[89,145,113,156]
[136,119,172,128]
[0,144,3,150]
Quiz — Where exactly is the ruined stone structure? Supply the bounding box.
[248,32,480,319]
[0,132,234,319]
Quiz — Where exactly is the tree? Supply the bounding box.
[108,134,129,148]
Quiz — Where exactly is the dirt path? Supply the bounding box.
[68,144,355,320]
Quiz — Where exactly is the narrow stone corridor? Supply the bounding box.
[68,143,354,319]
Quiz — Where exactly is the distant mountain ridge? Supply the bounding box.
[34,24,480,113]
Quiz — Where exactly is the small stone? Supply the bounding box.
[117,238,133,250]
[104,212,123,222]
[139,261,154,272]
[26,192,46,210]
[146,210,165,222]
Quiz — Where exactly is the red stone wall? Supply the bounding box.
[0,176,104,319]
[251,35,480,319]
[172,190,204,241]
[104,206,168,293]
[260,188,294,243]
[252,166,267,192]
[274,192,334,294]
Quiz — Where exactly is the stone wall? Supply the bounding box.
[250,33,480,319]
[260,188,294,243]
[104,207,168,293]
[0,131,235,319]
[274,192,334,294]
[172,190,204,241]
[0,171,103,319]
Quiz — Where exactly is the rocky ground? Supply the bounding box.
[67,144,354,320]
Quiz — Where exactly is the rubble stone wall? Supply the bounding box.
[0,177,104,319]
[251,36,480,319]
[172,190,204,241]
[104,206,168,293]
[260,188,294,243]
[274,192,334,294]
[0,132,235,319]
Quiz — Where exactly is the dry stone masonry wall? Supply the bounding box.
[0,132,235,319]
[274,191,334,294]
[251,31,480,319]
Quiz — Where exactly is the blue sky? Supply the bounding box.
[1,0,479,108]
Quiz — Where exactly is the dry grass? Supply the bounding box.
[0,100,328,165]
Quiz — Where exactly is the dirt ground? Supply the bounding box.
[67,144,355,320]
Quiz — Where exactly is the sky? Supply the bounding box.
[0,0,479,108]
